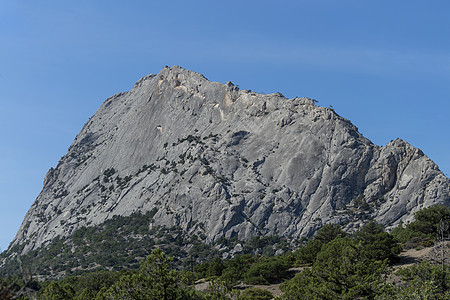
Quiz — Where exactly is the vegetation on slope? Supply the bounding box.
[0,205,448,299]
[391,204,450,248]
[0,210,292,280]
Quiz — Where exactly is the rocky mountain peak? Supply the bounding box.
[9,66,449,255]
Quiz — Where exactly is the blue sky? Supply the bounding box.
[0,0,449,251]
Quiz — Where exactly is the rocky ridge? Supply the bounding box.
[10,66,450,254]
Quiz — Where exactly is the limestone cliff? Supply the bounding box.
[10,66,450,254]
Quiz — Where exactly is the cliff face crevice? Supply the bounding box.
[10,66,449,254]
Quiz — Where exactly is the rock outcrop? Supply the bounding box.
[10,66,450,254]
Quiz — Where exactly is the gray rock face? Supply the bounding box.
[11,66,450,253]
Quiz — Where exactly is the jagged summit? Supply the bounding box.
[9,66,450,255]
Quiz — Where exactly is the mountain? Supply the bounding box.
[6,66,450,259]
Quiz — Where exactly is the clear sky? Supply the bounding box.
[0,0,449,251]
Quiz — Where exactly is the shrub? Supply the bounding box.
[355,220,402,263]
[392,205,450,245]
[243,258,290,284]
[407,205,450,237]
[282,237,389,299]
[294,223,346,265]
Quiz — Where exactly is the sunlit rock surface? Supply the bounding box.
[11,66,449,253]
